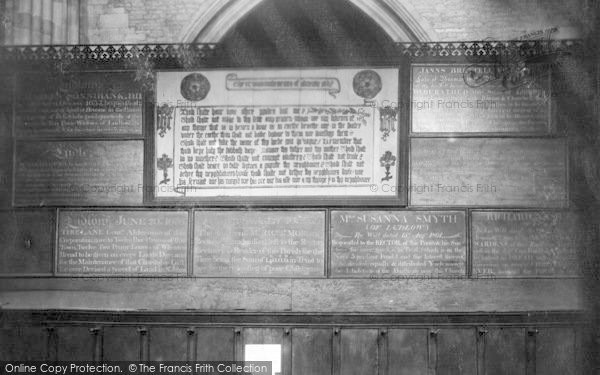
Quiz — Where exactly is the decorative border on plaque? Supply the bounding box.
[225,73,341,98]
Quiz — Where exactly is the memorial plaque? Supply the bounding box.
[0,210,54,275]
[15,72,143,137]
[154,68,401,202]
[412,64,550,133]
[57,210,188,276]
[194,211,325,277]
[331,211,466,277]
[410,138,567,207]
[472,211,583,277]
[0,74,13,208]
[14,140,143,206]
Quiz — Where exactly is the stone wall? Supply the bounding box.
[1,0,595,45]
[81,0,592,43]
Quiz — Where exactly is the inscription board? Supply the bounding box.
[14,140,144,206]
[57,210,188,275]
[194,211,325,277]
[16,72,143,137]
[472,211,583,277]
[410,138,567,207]
[412,64,550,133]
[155,68,401,201]
[331,211,466,277]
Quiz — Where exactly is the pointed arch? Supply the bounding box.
[179,0,437,43]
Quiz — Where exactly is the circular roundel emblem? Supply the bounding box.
[180,73,211,101]
[352,70,382,99]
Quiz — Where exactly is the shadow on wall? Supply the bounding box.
[217,0,399,67]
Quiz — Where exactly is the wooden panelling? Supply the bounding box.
[149,327,188,361]
[102,326,140,361]
[0,319,589,375]
[436,328,477,375]
[56,326,94,360]
[243,327,284,345]
[388,329,428,375]
[0,210,54,275]
[196,327,235,361]
[340,329,378,375]
[292,329,332,375]
[575,327,594,375]
[0,327,48,360]
[536,327,576,375]
[484,328,526,375]
[243,328,285,375]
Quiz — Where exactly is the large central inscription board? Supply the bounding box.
[331,211,466,277]
[194,211,325,277]
[154,68,400,202]
[57,210,188,276]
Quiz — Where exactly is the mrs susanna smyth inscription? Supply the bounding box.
[331,211,466,277]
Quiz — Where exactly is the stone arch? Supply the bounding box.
[179,0,437,43]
